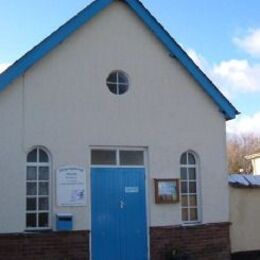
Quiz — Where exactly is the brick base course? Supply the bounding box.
[150,222,231,260]
[0,223,230,260]
[0,231,89,260]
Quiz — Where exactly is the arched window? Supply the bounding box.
[26,147,51,229]
[180,151,200,223]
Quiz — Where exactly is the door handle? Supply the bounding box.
[120,200,125,209]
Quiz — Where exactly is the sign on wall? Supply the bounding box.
[57,166,87,207]
[154,179,179,204]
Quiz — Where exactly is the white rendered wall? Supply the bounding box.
[0,2,228,233]
[230,187,260,253]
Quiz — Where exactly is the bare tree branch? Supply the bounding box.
[227,133,260,173]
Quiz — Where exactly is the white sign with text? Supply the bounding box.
[57,166,87,206]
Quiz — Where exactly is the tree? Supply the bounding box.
[227,133,260,173]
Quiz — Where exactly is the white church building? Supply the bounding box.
[0,0,239,259]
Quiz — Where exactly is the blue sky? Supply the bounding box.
[1,0,260,133]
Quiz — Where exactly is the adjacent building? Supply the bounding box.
[245,153,260,175]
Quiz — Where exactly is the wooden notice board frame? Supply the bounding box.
[154,178,179,204]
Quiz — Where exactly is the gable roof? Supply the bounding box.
[0,0,239,120]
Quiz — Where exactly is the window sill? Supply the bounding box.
[24,229,52,233]
[181,222,202,227]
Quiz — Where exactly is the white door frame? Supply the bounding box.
[88,146,151,260]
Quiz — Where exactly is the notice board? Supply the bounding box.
[57,166,87,206]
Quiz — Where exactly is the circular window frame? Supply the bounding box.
[106,70,130,95]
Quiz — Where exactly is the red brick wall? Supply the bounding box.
[0,223,230,259]
[0,231,89,260]
[150,222,231,260]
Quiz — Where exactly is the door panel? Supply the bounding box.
[91,168,147,260]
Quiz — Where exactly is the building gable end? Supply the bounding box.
[0,0,239,120]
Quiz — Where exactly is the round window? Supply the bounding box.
[106,71,129,95]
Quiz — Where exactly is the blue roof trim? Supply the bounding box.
[0,0,113,91]
[0,0,239,120]
[124,0,239,120]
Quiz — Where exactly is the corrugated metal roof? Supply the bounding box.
[229,174,260,188]
[244,175,260,186]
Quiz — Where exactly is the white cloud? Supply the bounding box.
[0,63,10,73]
[186,48,208,70]
[234,29,260,57]
[187,47,260,93]
[187,48,233,99]
[213,59,260,92]
[227,113,260,135]
[186,49,260,135]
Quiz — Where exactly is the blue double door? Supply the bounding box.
[91,168,148,260]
